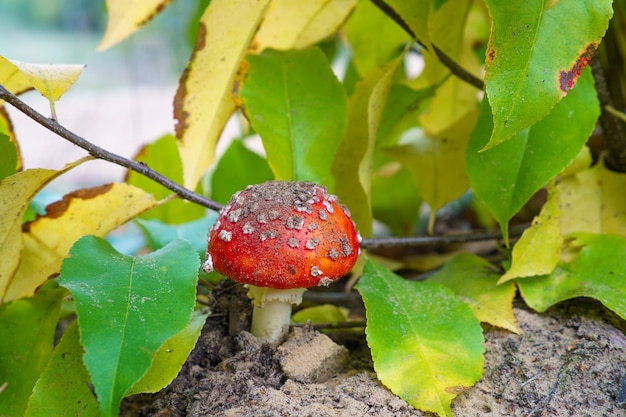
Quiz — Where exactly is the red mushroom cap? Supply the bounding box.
[204,181,360,289]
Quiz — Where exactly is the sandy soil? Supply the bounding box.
[121,281,626,417]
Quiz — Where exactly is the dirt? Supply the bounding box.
[121,281,626,417]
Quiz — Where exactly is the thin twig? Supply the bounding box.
[360,223,528,249]
[0,84,224,212]
[369,0,484,90]
[590,56,626,172]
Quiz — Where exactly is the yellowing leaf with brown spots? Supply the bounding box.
[175,0,270,190]
[253,0,356,51]
[499,181,561,283]
[7,59,85,102]
[0,159,88,303]
[3,183,159,302]
[558,159,626,237]
[98,0,172,51]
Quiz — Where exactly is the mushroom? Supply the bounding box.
[202,181,360,345]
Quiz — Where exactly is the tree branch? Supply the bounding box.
[369,0,484,90]
[0,84,224,212]
[360,223,528,249]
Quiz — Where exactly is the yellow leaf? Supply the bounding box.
[175,0,270,190]
[98,0,172,51]
[3,183,159,302]
[558,159,626,237]
[7,59,85,103]
[0,56,32,96]
[385,110,476,232]
[499,181,561,283]
[253,0,356,51]
[332,52,406,237]
[0,159,88,302]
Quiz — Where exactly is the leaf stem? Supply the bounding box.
[0,84,224,212]
[369,0,484,90]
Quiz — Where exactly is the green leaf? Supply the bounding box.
[356,260,484,417]
[371,163,421,236]
[136,214,217,255]
[483,0,612,147]
[332,54,405,236]
[517,233,626,320]
[239,47,347,186]
[24,322,99,417]
[59,236,199,417]
[466,68,599,241]
[210,139,274,205]
[0,132,18,181]
[291,304,349,327]
[0,288,65,417]
[127,309,209,395]
[426,253,521,334]
[344,0,411,75]
[127,134,205,224]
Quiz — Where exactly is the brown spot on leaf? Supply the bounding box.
[558,43,596,95]
[137,0,173,27]
[173,23,208,139]
[485,40,496,64]
[232,59,250,107]
[22,184,114,231]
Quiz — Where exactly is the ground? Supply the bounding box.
[120,281,626,417]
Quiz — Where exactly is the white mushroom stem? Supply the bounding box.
[247,285,306,345]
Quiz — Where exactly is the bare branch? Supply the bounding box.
[360,223,528,249]
[0,84,224,212]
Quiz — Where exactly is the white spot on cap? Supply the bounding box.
[286,216,304,230]
[319,209,327,221]
[288,237,299,248]
[308,221,318,231]
[318,277,333,286]
[260,230,278,241]
[268,210,280,220]
[202,253,214,273]
[242,223,254,234]
[323,199,334,214]
[341,236,353,256]
[228,208,242,223]
[329,248,339,260]
[306,237,320,250]
[218,230,232,242]
[257,212,267,223]
[311,266,323,277]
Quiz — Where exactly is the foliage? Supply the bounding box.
[1,1,626,416]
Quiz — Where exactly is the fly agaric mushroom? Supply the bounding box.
[202,181,360,344]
